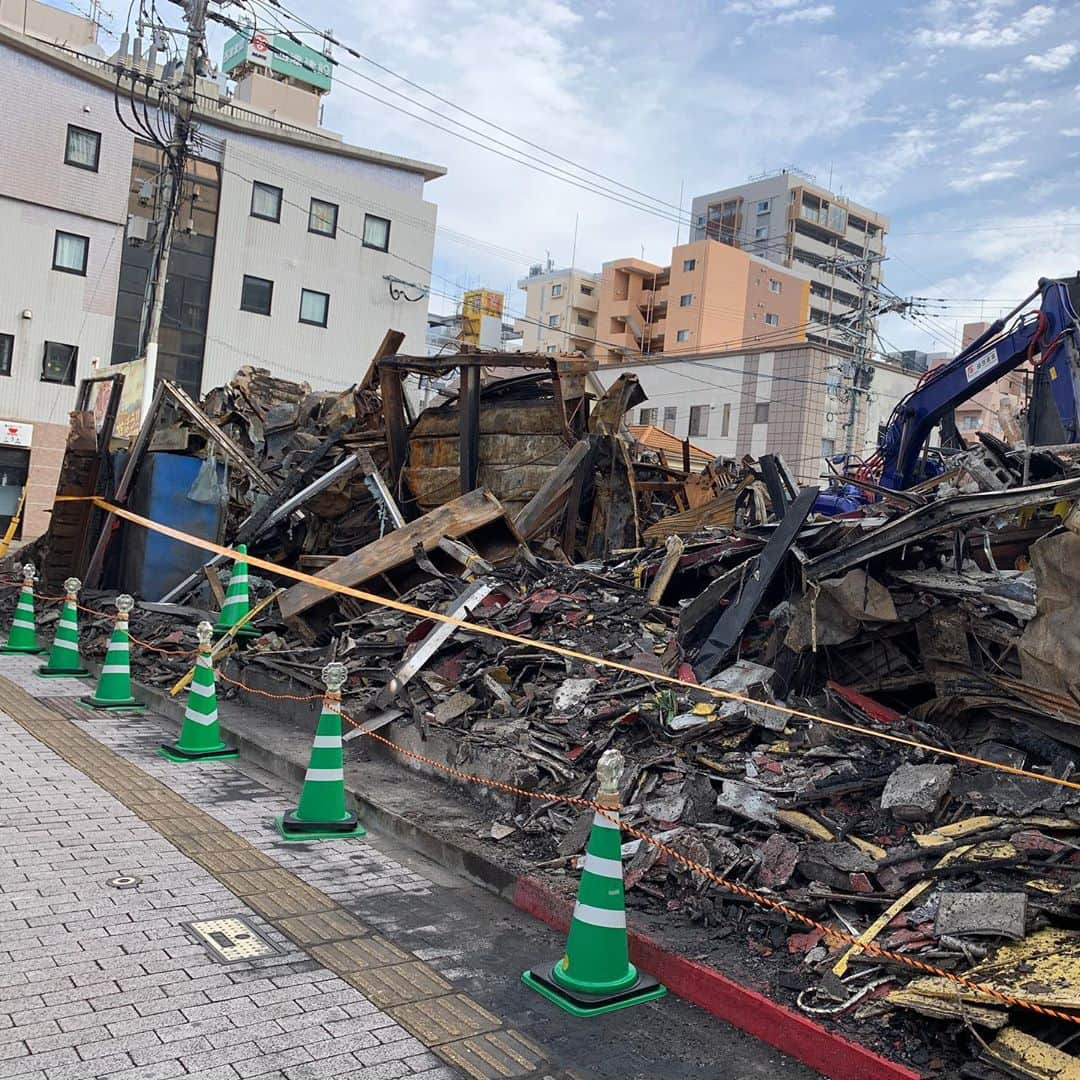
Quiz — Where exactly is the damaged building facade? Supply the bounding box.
[0,9,443,540]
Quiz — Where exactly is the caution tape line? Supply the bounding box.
[35,495,1080,797]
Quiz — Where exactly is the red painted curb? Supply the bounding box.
[513,875,921,1080]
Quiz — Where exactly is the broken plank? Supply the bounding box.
[646,534,685,606]
[513,438,591,540]
[278,488,517,621]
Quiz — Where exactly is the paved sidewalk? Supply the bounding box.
[0,702,458,1080]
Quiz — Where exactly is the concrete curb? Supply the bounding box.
[131,669,919,1080]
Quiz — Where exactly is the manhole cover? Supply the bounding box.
[184,916,280,963]
[107,875,141,889]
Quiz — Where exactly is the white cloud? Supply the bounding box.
[955,97,1049,128]
[725,0,835,27]
[947,158,1027,189]
[1063,127,1080,136]
[775,4,835,23]
[984,70,1021,83]
[1024,42,1079,71]
[913,1,1055,49]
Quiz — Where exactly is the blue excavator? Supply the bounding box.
[818,275,1080,513]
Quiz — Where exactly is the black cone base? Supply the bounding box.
[159,741,238,762]
[279,810,361,834]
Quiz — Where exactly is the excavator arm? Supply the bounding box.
[878,276,1080,491]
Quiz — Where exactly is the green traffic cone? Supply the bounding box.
[160,621,237,762]
[523,749,667,1017]
[1,563,44,655]
[38,577,90,677]
[275,661,365,841]
[214,544,259,638]
[78,594,145,711]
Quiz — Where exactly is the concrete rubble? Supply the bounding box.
[8,343,1080,1078]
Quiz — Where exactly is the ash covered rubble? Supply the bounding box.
[11,344,1080,1076]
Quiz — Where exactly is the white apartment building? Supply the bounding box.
[0,4,443,539]
[593,346,919,486]
[515,266,600,356]
[689,170,888,356]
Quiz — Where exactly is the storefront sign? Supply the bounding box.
[0,421,32,448]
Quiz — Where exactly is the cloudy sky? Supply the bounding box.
[140,0,1080,354]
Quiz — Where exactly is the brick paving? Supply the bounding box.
[0,658,462,1080]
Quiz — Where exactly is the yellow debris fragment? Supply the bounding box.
[983,1027,1080,1079]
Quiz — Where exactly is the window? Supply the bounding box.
[753,402,770,424]
[41,341,77,385]
[52,231,88,275]
[682,258,696,272]
[240,275,273,315]
[754,225,768,240]
[308,197,338,237]
[768,279,782,294]
[662,406,677,433]
[362,213,391,252]
[546,344,558,354]
[638,407,658,425]
[721,402,731,437]
[250,182,282,222]
[961,415,979,430]
[676,329,690,342]
[821,438,836,459]
[548,314,560,328]
[65,124,100,171]
[550,283,563,298]
[689,405,709,437]
[299,288,329,327]
[580,283,594,296]
[679,294,693,308]
[578,314,592,327]
[756,199,771,214]
[0,334,12,376]
[765,313,780,326]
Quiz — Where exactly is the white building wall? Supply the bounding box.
[201,130,437,392]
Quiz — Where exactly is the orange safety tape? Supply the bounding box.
[337,705,1080,1028]
[47,496,1080,797]
[215,668,322,703]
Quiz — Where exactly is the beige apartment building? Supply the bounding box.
[689,170,888,354]
[591,238,811,364]
[515,266,600,355]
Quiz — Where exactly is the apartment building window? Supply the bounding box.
[754,402,770,424]
[250,182,283,222]
[662,406,677,433]
[64,125,100,171]
[52,231,88,275]
[548,314,560,328]
[683,258,696,272]
[550,283,563,298]
[769,279,782,294]
[308,198,338,237]
[362,214,391,252]
[639,407,658,425]
[580,283,593,296]
[240,275,273,315]
[754,226,768,241]
[721,402,731,437]
[41,341,77,385]
[578,314,592,327]
[821,438,836,459]
[546,344,558,354]
[961,415,979,430]
[676,329,690,342]
[756,199,771,214]
[679,294,693,308]
[689,405,709,437]
[765,313,780,326]
[299,288,330,327]
[0,334,13,377]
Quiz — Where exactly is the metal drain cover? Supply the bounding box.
[107,875,141,889]
[185,916,280,963]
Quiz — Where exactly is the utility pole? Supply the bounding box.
[139,0,207,422]
[842,255,876,460]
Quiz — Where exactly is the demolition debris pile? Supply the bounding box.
[17,348,1080,1076]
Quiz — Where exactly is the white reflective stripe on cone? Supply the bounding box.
[10,620,35,630]
[101,665,130,675]
[304,768,344,782]
[189,681,215,697]
[50,640,80,653]
[15,603,34,613]
[571,901,627,929]
[108,641,130,652]
[311,735,341,748]
[592,811,620,830]
[582,853,623,880]
[184,708,218,727]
